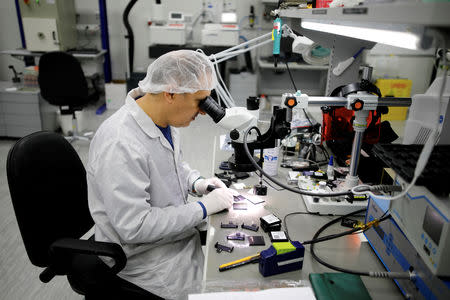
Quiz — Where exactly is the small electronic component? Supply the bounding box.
[248,236,266,246]
[227,232,245,241]
[233,202,247,210]
[253,184,267,196]
[242,223,259,232]
[260,214,282,232]
[345,194,368,203]
[269,231,289,242]
[221,221,238,229]
[341,218,360,229]
[215,242,234,253]
[233,195,246,202]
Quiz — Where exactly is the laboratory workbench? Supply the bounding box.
[202,167,403,299]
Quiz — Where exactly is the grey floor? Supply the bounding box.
[0,103,225,300]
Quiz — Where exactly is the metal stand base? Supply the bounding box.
[63,111,92,143]
[65,135,91,143]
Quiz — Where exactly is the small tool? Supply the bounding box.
[215,242,234,253]
[233,195,246,202]
[227,232,245,241]
[241,223,259,232]
[221,221,238,229]
[219,253,260,272]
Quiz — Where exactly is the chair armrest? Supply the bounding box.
[39,238,126,283]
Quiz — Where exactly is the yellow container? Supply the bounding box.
[375,79,412,121]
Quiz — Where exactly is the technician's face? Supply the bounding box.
[170,90,210,127]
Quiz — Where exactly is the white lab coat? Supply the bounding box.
[87,88,205,299]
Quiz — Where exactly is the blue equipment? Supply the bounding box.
[259,241,305,277]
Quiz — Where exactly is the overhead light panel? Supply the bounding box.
[301,20,425,50]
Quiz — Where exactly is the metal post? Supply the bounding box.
[349,130,364,177]
[345,109,370,188]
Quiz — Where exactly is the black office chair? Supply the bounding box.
[38,51,99,143]
[6,131,162,299]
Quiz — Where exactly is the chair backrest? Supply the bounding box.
[6,131,94,268]
[38,51,89,107]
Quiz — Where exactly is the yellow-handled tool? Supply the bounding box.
[219,253,260,272]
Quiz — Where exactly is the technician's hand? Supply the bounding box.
[194,177,227,195]
[200,188,234,216]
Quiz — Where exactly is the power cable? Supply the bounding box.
[309,209,413,279]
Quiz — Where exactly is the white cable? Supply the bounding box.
[213,39,273,64]
[352,32,448,201]
[214,58,234,106]
[211,54,234,107]
[210,31,272,58]
[209,54,224,107]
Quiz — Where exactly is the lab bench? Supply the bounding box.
[202,167,403,299]
[0,81,57,138]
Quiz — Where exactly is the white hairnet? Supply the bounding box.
[138,50,217,94]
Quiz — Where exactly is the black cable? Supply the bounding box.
[244,127,352,197]
[283,211,312,240]
[262,178,284,191]
[310,209,369,276]
[123,0,138,75]
[285,61,298,91]
[285,61,321,136]
[310,209,392,276]
[303,227,362,245]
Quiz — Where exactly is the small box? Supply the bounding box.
[201,24,239,46]
[260,214,282,232]
[270,231,289,242]
[149,24,186,45]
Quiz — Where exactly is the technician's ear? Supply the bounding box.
[163,92,176,103]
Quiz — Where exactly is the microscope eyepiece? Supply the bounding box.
[199,96,226,123]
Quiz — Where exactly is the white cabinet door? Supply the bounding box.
[23,17,60,52]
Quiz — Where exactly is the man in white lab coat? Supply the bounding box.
[87,50,234,299]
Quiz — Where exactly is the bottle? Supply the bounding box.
[327,155,335,181]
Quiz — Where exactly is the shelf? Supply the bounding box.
[279,2,450,27]
[258,58,329,70]
[0,49,107,59]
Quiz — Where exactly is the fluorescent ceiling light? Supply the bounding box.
[301,20,422,50]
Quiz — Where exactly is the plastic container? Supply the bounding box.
[263,146,280,177]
